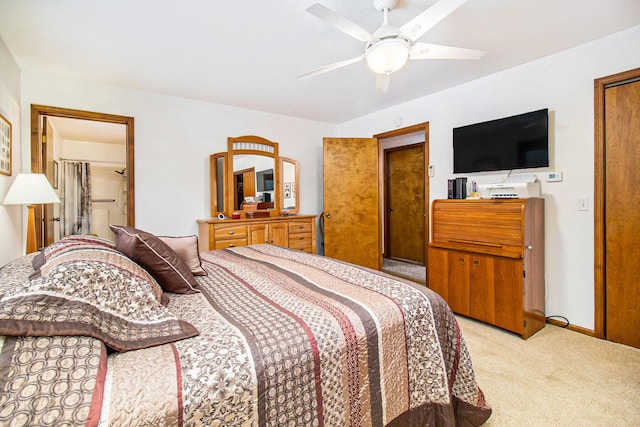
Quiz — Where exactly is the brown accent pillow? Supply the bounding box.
[159,235,207,276]
[110,225,200,294]
[0,259,199,352]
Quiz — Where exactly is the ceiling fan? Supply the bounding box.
[296,0,485,93]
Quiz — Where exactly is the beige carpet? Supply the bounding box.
[456,316,640,426]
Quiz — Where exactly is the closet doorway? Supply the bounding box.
[594,67,640,349]
[30,105,135,248]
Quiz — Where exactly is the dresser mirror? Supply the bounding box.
[280,157,299,214]
[210,135,300,218]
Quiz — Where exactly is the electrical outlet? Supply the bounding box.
[578,197,589,211]
[547,171,563,182]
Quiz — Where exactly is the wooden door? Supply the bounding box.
[603,77,640,348]
[323,137,381,270]
[43,118,57,245]
[385,144,425,263]
[447,251,470,315]
[249,224,267,244]
[493,257,523,334]
[234,168,256,210]
[269,223,288,246]
[469,253,495,324]
[427,247,448,299]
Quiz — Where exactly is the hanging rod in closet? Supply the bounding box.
[58,158,126,166]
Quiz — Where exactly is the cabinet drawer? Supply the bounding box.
[214,238,248,250]
[288,221,313,234]
[289,231,311,246]
[289,240,313,252]
[214,224,248,240]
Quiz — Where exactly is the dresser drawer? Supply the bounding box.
[289,235,313,252]
[214,224,248,241]
[288,221,313,234]
[214,238,248,250]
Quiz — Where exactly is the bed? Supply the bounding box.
[0,227,491,426]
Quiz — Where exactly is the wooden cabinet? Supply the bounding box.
[198,215,316,253]
[428,199,544,339]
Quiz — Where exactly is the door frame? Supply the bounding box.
[375,122,430,270]
[593,67,640,339]
[30,104,135,247]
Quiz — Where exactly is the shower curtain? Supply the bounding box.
[61,161,92,237]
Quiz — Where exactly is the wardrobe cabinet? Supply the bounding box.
[198,215,316,253]
[428,199,545,339]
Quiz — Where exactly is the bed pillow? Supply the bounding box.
[0,257,199,352]
[159,235,207,276]
[32,234,117,274]
[110,225,200,294]
[33,245,169,306]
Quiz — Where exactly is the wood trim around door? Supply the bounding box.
[375,122,430,274]
[30,105,135,247]
[593,67,640,339]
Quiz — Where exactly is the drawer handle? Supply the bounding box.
[298,226,304,229]
[473,259,480,267]
[228,231,235,235]
[449,239,502,248]
[298,237,305,240]
[229,244,235,247]
[459,258,465,265]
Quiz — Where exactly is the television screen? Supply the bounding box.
[256,168,274,192]
[453,109,549,173]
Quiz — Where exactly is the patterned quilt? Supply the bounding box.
[0,244,491,426]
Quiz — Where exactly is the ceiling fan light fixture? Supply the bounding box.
[365,37,410,75]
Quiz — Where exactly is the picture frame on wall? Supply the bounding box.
[0,113,11,176]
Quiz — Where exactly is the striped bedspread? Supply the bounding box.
[0,245,491,426]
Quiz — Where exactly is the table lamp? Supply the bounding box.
[2,173,61,254]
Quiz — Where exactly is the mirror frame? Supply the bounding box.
[209,152,227,217]
[210,135,301,218]
[280,156,299,214]
[227,135,280,217]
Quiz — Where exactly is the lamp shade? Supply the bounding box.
[2,173,61,205]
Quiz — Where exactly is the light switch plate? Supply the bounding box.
[578,197,589,211]
[428,165,435,177]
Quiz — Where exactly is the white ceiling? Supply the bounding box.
[47,117,126,145]
[1,0,639,124]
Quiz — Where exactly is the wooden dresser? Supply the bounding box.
[427,199,545,339]
[197,215,317,253]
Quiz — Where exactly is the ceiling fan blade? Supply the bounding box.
[410,42,485,60]
[296,55,365,80]
[306,3,372,42]
[376,73,391,93]
[400,0,467,41]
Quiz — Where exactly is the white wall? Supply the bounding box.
[7,25,640,329]
[18,74,333,244]
[0,36,23,265]
[337,25,640,331]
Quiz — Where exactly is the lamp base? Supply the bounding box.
[26,204,38,254]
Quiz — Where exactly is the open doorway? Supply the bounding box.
[375,123,429,284]
[30,105,135,247]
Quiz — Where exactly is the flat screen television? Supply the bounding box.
[453,108,549,174]
[256,168,274,192]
